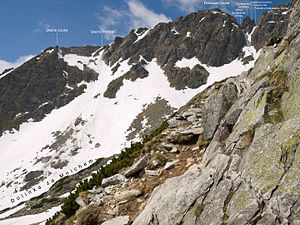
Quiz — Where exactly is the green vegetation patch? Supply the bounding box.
[194,204,204,217]
[260,70,288,124]
[46,121,169,224]
[280,129,300,169]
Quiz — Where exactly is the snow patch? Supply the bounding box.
[46,49,54,54]
[134,29,150,44]
[232,23,239,28]
[282,9,291,15]
[0,205,61,225]
[175,57,201,69]
[175,45,259,80]
[0,204,25,219]
[171,28,180,35]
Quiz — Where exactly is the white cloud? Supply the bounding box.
[127,0,171,28]
[163,0,203,12]
[96,6,124,27]
[0,55,35,74]
[96,0,171,41]
[162,0,237,14]
[34,21,51,33]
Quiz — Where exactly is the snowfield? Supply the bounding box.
[0,205,61,225]
[0,43,258,213]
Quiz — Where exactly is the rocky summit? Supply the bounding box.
[0,1,299,225]
[103,8,246,92]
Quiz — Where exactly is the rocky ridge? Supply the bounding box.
[0,3,289,138]
[251,3,291,50]
[102,8,247,94]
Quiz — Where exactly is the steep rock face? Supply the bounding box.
[103,60,149,98]
[201,79,242,141]
[104,8,245,67]
[251,3,291,50]
[103,8,246,92]
[0,47,98,136]
[132,2,300,225]
[60,46,100,57]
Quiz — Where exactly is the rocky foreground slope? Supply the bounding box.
[133,2,300,224]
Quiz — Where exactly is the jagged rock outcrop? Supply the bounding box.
[251,3,292,50]
[123,154,151,177]
[132,165,214,225]
[201,79,242,140]
[103,8,246,93]
[104,8,246,67]
[60,46,100,57]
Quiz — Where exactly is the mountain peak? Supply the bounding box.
[241,16,255,34]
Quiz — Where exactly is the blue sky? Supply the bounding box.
[0,0,291,70]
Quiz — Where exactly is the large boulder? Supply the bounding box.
[114,189,142,202]
[202,79,239,140]
[102,216,131,225]
[123,154,150,177]
[132,165,214,225]
[102,174,127,188]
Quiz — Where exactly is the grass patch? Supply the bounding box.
[31,197,59,210]
[194,204,204,217]
[30,192,46,201]
[256,70,288,124]
[41,197,59,204]
[205,159,211,167]
[142,121,169,143]
[254,72,272,84]
[31,202,44,209]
